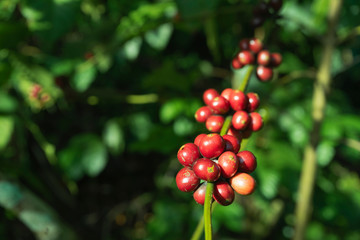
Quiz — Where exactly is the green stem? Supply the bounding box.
[204,182,215,240]
[237,65,254,91]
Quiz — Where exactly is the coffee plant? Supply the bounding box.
[0,0,360,240]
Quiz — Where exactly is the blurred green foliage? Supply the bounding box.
[0,0,359,239]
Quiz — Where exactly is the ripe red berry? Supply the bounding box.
[213,180,235,206]
[176,167,200,192]
[209,96,230,114]
[199,134,225,159]
[249,112,263,131]
[203,89,219,106]
[230,172,256,195]
[206,115,224,133]
[270,52,282,67]
[194,133,206,147]
[222,134,241,153]
[221,88,234,101]
[242,126,253,139]
[218,151,239,178]
[193,183,207,205]
[193,158,221,182]
[246,92,260,112]
[232,110,250,130]
[229,90,248,111]
[195,106,212,123]
[269,0,283,12]
[177,143,200,167]
[257,50,271,66]
[256,65,273,82]
[237,50,255,65]
[231,58,243,69]
[239,39,249,50]
[237,150,257,173]
[249,38,263,54]
[227,127,243,141]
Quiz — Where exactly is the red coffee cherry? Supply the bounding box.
[232,110,250,130]
[269,0,283,12]
[199,133,225,159]
[213,180,235,206]
[194,133,206,147]
[239,39,249,50]
[221,88,234,101]
[230,172,256,195]
[229,90,248,111]
[242,126,253,139]
[227,127,243,141]
[256,65,273,82]
[195,106,212,123]
[257,50,271,66]
[237,150,257,173]
[222,134,241,153]
[203,88,219,106]
[193,183,207,205]
[206,115,224,133]
[231,58,243,69]
[176,167,200,192]
[249,112,263,131]
[249,38,263,54]
[218,151,239,178]
[177,143,200,167]
[237,50,255,65]
[246,92,260,112]
[209,96,230,114]
[270,52,282,67]
[193,158,221,182]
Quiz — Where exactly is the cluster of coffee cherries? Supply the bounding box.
[231,38,282,82]
[195,88,262,138]
[175,133,257,206]
[175,88,261,206]
[252,0,283,28]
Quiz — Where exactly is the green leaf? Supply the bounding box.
[71,61,97,92]
[213,203,244,233]
[103,119,125,155]
[0,0,18,20]
[145,23,173,50]
[0,115,14,150]
[317,141,335,167]
[123,37,142,60]
[0,91,18,113]
[160,99,186,123]
[277,52,307,73]
[58,134,108,180]
[175,0,219,18]
[0,181,23,209]
[0,22,29,49]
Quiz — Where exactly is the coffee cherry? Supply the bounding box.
[242,126,253,139]
[227,127,243,141]
[249,38,263,54]
[221,88,234,101]
[257,50,271,66]
[213,180,235,206]
[256,66,273,82]
[195,106,212,123]
[239,39,249,50]
[237,50,255,65]
[229,90,248,111]
[218,151,239,178]
[206,115,224,133]
[203,89,219,106]
[249,112,263,131]
[209,96,230,114]
[176,167,200,192]
[231,58,243,69]
[193,158,221,182]
[199,133,225,159]
[270,52,282,67]
[194,133,206,147]
[269,0,283,12]
[246,93,260,112]
[193,183,207,205]
[237,150,257,173]
[222,134,241,153]
[177,143,200,167]
[230,172,256,195]
[232,111,250,130]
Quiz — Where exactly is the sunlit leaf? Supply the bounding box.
[71,61,97,92]
[103,119,125,155]
[145,23,173,50]
[0,116,14,150]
